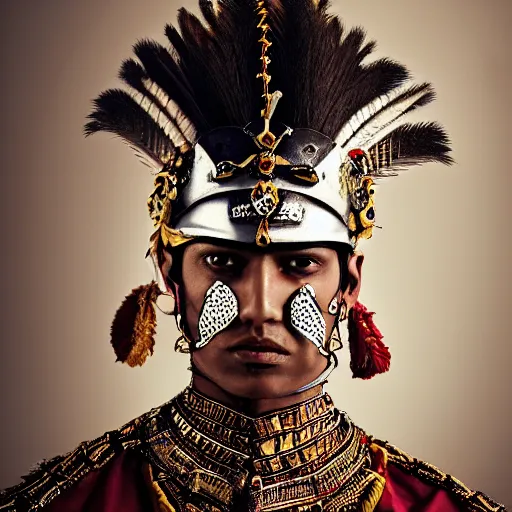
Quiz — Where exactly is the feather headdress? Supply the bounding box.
[86,2,450,158]
[85,0,451,248]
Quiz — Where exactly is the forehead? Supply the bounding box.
[183,241,342,258]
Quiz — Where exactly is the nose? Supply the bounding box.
[237,256,285,328]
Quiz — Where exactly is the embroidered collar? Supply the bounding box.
[143,387,384,511]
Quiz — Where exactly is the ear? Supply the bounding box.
[343,252,364,309]
[160,249,174,293]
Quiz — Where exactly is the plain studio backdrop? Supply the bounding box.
[0,0,510,508]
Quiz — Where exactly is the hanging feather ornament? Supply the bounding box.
[110,281,161,367]
[348,301,390,379]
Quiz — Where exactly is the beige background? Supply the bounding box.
[0,0,510,508]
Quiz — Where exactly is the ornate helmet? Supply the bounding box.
[86,0,451,379]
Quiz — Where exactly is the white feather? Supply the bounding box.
[349,117,359,132]
[361,105,371,121]
[335,85,431,151]
[127,80,198,151]
[356,110,365,127]
[142,78,197,144]
[338,124,353,147]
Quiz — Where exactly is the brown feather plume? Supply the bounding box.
[86,0,451,171]
[110,281,161,367]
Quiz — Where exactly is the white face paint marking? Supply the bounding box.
[196,281,239,349]
[195,281,329,357]
[289,284,328,357]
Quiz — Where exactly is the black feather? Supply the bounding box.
[339,82,436,149]
[169,0,261,128]
[267,0,410,137]
[85,0,451,171]
[119,58,192,144]
[133,39,207,131]
[84,89,174,169]
[199,0,218,29]
[369,122,453,172]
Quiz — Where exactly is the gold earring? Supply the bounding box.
[155,291,175,315]
[327,299,349,352]
[328,297,339,315]
[174,313,192,354]
[339,298,348,321]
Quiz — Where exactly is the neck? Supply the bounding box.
[191,374,324,416]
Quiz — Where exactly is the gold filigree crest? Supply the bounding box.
[147,146,195,251]
[147,2,328,250]
[340,148,377,246]
[212,2,317,247]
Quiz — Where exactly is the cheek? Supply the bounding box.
[183,287,207,339]
[314,275,340,311]
[323,313,337,339]
[191,344,214,370]
[311,271,340,333]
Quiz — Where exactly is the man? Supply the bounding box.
[0,0,506,510]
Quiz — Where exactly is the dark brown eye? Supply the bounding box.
[286,256,320,274]
[289,257,312,268]
[205,254,235,268]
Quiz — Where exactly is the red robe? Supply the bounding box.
[41,449,470,512]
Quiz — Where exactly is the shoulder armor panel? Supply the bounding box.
[371,438,506,512]
[0,405,164,511]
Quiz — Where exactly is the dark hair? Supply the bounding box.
[338,245,355,293]
[165,244,186,289]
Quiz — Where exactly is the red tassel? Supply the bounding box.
[349,301,391,379]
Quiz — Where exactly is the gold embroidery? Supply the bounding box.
[144,463,178,512]
[2,392,503,511]
[371,439,506,512]
[160,224,195,248]
[145,389,381,511]
[0,410,156,511]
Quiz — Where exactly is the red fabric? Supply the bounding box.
[46,451,153,512]
[42,446,465,511]
[375,462,464,511]
[349,301,391,380]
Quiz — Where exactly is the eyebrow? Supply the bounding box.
[202,244,328,253]
[196,240,334,254]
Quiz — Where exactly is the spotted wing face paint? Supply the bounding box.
[195,281,329,357]
[196,281,239,349]
[288,284,328,356]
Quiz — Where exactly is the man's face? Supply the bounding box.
[175,242,361,399]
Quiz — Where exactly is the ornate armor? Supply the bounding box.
[0,389,505,511]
